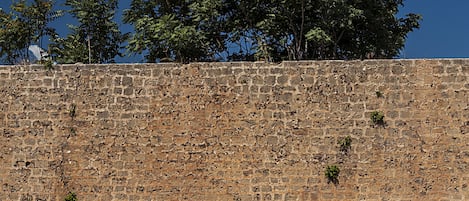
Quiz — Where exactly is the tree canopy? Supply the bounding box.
[50,0,127,64]
[0,0,421,64]
[0,0,61,64]
[124,0,421,62]
[123,0,228,63]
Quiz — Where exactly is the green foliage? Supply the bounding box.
[1,0,421,63]
[51,0,127,64]
[50,28,88,64]
[64,192,77,201]
[69,127,76,136]
[124,0,420,62]
[127,14,208,63]
[325,165,340,184]
[0,0,62,64]
[69,104,76,118]
[376,91,383,98]
[39,59,53,70]
[123,0,226,63]
[305,27,332,45]
[338,136,352,153]
[0,10,29,64]
[370,111,385,125]
[244,0,421,60]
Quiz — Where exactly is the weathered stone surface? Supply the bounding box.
[0,59,468,200]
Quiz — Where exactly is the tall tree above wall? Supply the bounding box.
[239,0,422,60]
[124,0,421,62]
[1,0,420,64]
[123,0,228,63]
[50,0,127,64]
[0,0,61,64]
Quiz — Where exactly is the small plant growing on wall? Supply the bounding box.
[40,59,54,70]
[375,91,383,98]
[64,192,77,201]
[338,136,352,153]
[325,165,340,184]
[69,127,77,137]
[20,194,32,201]
[69,104,77,119]
[370,111,385,126]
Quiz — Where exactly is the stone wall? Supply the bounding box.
[0,60,468,200]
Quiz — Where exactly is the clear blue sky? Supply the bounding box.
[1,1,468,62]
[399,0,469,58]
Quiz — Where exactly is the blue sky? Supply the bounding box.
[399,0,469,58]
[1,1,467,62]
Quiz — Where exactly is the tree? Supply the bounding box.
[0,8,29,64]
[51,0,127,64]
[123,0,228,63]
[0,0,61,64]
[50,29,88,64]
[240,0,421,60]
[124,0,420,62]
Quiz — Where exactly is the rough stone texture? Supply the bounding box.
[0,59,468,200]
